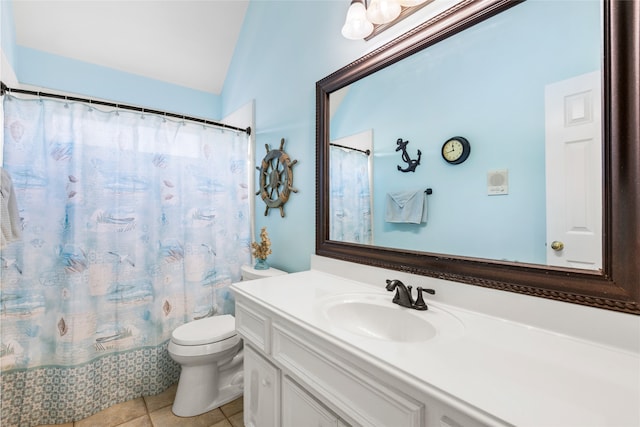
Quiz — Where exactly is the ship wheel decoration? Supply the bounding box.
[256,138,298,217]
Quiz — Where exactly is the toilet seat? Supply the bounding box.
[171,315,237,346]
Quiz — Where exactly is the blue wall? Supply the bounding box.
[13,47,222,119]
[330,1,600,264]
[1,0,17,69]
[221,0,423,272]
[2,0,374,274]
[3,0,602,274]
[222,0,601,272]
[1,1,221,120]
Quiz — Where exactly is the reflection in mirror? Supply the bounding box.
[329,129,374,245]
[317,0,639,314]
[329,0,602,269]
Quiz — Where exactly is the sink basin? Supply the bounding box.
[318,293,464,343]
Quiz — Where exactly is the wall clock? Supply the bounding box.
[256,138,298,217]
[441,136,471,165]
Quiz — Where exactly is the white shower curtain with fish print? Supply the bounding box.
[329,146,372,245]
[0,96,251,426]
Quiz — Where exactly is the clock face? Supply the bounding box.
[442,137,470,164]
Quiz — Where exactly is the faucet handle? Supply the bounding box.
[412,287,436,311]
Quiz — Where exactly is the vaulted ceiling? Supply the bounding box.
[11,0,250,95]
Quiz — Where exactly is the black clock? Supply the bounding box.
[441,136,471,165]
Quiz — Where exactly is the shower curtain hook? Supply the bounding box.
[141,108,145,120]
[114,104,120,116]
[64,95,69,108]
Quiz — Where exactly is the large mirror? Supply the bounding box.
[316,0,639,314]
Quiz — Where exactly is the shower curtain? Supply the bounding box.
[0,96,251,426]
[329,146,372,245]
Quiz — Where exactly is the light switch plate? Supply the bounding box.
[487,169,508,195]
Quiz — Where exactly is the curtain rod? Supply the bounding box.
[0,81,251,136]
[330,142,371,155]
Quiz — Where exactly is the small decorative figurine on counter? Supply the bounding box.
[251,227,272,270]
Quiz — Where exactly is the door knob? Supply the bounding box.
[551,241,564,251]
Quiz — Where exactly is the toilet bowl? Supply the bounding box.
[168,264,287,417]
[168,315,244,417]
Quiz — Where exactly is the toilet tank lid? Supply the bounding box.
[171,314,236,346]
[241,264,287,279]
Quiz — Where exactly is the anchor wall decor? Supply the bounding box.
[396,138,421,173]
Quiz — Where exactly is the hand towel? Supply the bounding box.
[385,189,427,224]
[1,168,22,248]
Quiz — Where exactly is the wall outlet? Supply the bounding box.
[487,169,508,195]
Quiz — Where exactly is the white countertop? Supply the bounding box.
[232,270,640,427]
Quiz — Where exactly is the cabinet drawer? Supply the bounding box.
[236,301,271,353]
[272,324,423,427]
[283,376,339,427]
[430,399,491,427]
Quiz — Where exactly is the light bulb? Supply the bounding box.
[366,0,401,25]
[341,0,374,40]
[397,0,428,6]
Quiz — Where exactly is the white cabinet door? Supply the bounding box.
[244,345,281,427]
[282,376,339,427]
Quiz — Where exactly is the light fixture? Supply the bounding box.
[341,0,433,40]
[342,0,374,40]
[396,0,428,6]
[366,0,401,25]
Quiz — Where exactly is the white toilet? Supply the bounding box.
[168,264,287,417]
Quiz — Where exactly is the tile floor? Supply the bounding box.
[35,384,244,427]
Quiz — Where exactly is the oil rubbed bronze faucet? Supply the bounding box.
[385,279,435,311]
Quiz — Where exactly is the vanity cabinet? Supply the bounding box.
[235,298,492,427]
[237,300,349,427]
[233,270,640,427]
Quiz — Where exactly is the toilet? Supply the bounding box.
[168,264,287,417]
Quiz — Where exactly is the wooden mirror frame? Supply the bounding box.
[316,0,640,315]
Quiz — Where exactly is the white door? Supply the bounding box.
[544,71,602,269]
